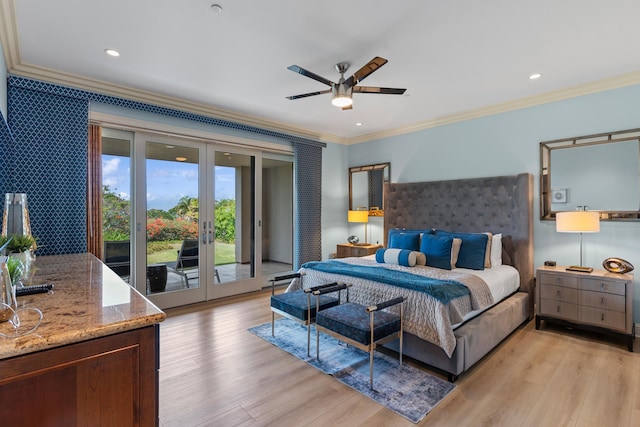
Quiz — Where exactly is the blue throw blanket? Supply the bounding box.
[301,260,469,303]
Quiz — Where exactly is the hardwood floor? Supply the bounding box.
[158,289,640,426]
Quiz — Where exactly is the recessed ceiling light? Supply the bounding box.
[529,73,542,80]
[105,49,120,57]
[210,4,223,13]
[176,157,187,162]
[355,122,363,126]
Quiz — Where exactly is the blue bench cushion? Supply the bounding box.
[316,302,401,345]
[271,291,339,321]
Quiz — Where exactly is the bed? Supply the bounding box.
[289,173,534,381]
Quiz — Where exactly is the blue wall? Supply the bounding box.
[326,83,640,320]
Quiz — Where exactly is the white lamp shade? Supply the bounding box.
[348,210,368,223]
[556,211,600,233]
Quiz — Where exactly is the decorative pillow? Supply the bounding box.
[414,251,427,266]
[375,248,416,267]
[451,238,462,268]
[420,234,454,270]
[491,233,502,267]
[388,232,421,251]
[434,230,488,270]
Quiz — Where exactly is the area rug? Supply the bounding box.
[248,318,456,423]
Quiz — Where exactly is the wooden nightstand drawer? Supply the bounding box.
[539,299,578,321]
[581,277,626,296]
[580,306,626,331]
[540,284,578,304]
[538,273,578,288]
[580,290,626,312]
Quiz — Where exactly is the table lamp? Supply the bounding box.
[556,209,600,273]
[348,210,369,245]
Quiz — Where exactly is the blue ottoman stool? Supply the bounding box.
[314,288,405,389]
[270,273,348,356]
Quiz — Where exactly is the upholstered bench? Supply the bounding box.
[269,273,348,356]
[314,287,405,389]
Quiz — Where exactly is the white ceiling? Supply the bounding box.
[2,0,640,144]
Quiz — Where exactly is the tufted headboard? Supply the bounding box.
[384,173,534,312]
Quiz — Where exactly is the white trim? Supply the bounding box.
[90,111,294,155]
[636,323,640,338]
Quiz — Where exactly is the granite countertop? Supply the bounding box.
[0,253,166,359]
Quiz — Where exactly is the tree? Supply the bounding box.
[173,196,199,221]
[102,185,130,240]
[215,199,235,243]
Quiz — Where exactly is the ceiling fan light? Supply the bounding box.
[332,95,352,107]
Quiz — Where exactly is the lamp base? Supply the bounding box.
[566,265,593,273]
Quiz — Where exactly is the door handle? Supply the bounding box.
[202,221,207,244]
[208,221,213,244]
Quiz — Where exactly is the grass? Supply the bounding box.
[146,240,236,265]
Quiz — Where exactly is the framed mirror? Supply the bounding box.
[540,128,640,221]
[349,162,390,216]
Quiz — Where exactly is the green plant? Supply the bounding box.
[5,234,37,253]
[5,257,24,284]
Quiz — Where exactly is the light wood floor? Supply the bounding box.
[158,289,640,426]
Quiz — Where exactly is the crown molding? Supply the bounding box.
[347,70,640,145]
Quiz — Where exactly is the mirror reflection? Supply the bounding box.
[540,128,640,220]
[349,163,390,216]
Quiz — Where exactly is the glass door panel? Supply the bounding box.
[141,138,206,307]
[261,157,294,277]
[101,128,133,282]
[208,149,262,298]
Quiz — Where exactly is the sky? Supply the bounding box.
[103,155,236,211]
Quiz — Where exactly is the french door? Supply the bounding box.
[102,127,293,309]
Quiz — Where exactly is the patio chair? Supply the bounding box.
[167,239,220,287]
[103,240,130,279]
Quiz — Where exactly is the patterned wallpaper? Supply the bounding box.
[3,76,323,263]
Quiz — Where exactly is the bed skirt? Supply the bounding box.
[384,291,530,382]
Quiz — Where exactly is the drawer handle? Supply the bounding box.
[601,313,605,322]
[556,278,563,285]
[601,297,605,305]
[600,283,606,291]
[556,305,560,313]
[557,290,561,298]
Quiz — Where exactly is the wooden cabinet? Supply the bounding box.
[336,243,382,258]
[535,266,634,351]
[0,325,159,426]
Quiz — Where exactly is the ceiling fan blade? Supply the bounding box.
[287,65,335,87]
[352,86,406,95]
[286,89,332,100]
[344,57,388,88]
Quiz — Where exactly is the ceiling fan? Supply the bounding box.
[286,57,406,110]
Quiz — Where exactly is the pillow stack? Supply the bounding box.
[380,228,503,270]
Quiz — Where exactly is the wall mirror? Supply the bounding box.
[540,128,640,221]
[349,162,390,216]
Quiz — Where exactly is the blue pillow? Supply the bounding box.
[388,232,420,251]
[434,230,488,270]
[420,234,454,270]
[375,248,416,267]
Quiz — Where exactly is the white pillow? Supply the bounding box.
[491,233,502,266]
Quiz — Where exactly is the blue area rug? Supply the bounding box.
[248,318,456,423]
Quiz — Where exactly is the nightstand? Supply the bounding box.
[336,243,382,258]
[535,265,634,351]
